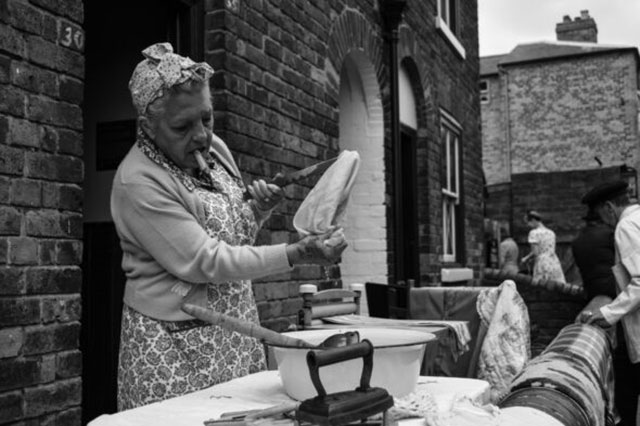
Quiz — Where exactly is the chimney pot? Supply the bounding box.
[556,10,597,43]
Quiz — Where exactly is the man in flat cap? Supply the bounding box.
[579,179,640,425]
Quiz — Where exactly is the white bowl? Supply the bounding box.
[267,327,435,401]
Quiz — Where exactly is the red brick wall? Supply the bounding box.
[204,0,483,328]
[0,0,84,424]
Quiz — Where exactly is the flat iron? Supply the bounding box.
[296,340,394,425]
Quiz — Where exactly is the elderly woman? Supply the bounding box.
[521,210,565,284]
[111,43,346,410]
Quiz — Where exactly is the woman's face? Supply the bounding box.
[144,85,213,170]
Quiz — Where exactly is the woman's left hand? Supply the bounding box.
[248,179,284,211]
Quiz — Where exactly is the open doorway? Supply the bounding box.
[396,64,419,282]
[81,1,203,422]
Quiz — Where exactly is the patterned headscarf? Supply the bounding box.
[128,42,214,116]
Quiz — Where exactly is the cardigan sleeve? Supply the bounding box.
[601,220,640,325]
[112,181,291,284]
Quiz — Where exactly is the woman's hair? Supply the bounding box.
[525,210,542,222]
[143,79,211,125]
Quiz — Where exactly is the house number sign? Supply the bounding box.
[59,23,84,51]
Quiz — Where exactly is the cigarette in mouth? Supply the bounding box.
[194,150,210,173]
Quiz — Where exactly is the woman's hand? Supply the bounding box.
[286,229,348,266]
[248,179,284,211]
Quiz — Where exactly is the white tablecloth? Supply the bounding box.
[88,371,491,426]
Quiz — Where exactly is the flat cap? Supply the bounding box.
[581,180,628,206]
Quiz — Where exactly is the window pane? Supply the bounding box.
[449,133,457,194]
[440,0,448,22]
[449,0,457,34]
[441,126,448,189]
[440,111,461,262]
[443,198,455,256]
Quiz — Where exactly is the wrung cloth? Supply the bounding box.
[293,151,360,236]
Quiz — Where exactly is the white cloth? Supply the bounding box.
[88,371,489,426]
[293,150,360,236]
[600,204,640,363]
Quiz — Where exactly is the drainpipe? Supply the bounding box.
[500,66,514,238]
[380,0,407,282]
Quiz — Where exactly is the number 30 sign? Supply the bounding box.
[59,23,84,51]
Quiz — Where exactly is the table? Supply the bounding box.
[88,371,490,426]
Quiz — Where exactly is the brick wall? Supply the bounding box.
[401,0,484,284]
[482,166,622,284]
[205,0,483,329]
[0,1,84,425]
[511,166,621,243]
[484,182,511,225]
[482,50,640,186]
[507,52,639,174]
[519,282,586,356]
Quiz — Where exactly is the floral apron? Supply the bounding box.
[117,133,266,410]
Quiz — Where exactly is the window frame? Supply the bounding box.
[440,109,462,263]
[435,0,466,59]
[479,79,490,104]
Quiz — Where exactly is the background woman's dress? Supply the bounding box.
[528,225,566,283]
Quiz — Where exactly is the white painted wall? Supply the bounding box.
[338,52,387,315]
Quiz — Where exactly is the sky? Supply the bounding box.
[478,0,640,57]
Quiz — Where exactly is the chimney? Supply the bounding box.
[555,10,598,43]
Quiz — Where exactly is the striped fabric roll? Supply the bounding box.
[500,323,615,426]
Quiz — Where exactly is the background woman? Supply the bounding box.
[111,43,346,410]
[498,225,519,276]
[521,210,565,283]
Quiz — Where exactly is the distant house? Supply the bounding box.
[480,10,640,272]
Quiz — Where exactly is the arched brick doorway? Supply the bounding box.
[338,51,386,315]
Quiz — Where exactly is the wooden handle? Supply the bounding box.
[306,340,374,396]
[181,304,314,348]
[244,401,301,421]
[309,302,357,319]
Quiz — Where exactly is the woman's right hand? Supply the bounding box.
[286,229,347,266]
